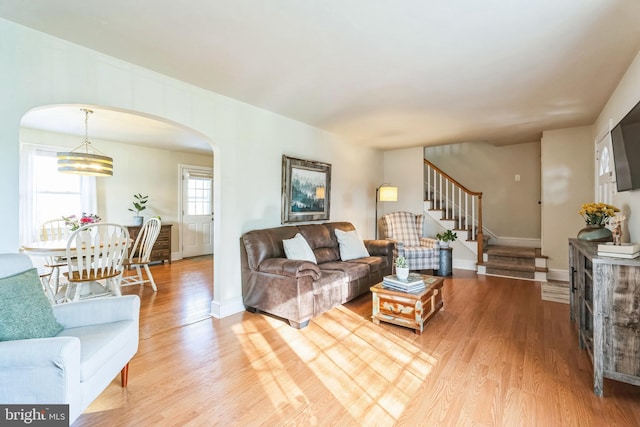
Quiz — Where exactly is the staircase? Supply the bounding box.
[477,245,548,282]
[424,159,484,263]
[424,159,548,282]
[540,280,570,304]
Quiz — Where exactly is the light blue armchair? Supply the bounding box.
[0,253,140,424]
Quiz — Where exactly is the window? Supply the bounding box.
[186,175,212,216]
[33,151,83,223]
[598,145,611,176]
[20,144,96,244]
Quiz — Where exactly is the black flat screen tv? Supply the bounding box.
[611,99,640,192]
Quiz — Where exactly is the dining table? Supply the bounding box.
[21,237,132,303]
[21,238,73,258]
[21,237,132,257]
[20,239,71,303]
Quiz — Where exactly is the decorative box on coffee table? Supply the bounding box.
[370,275,444,334]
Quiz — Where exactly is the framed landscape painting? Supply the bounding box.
[281,155,331,223]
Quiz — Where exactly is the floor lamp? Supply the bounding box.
[375,184,398,239]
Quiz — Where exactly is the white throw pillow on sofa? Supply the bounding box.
[283,233,317,263]
[335,229,370,261]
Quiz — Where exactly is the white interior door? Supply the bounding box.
[181,166,213,258]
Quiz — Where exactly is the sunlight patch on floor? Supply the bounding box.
[232,318,311,420]
[234,305,438,424]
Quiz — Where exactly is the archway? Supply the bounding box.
[18,103,218,307]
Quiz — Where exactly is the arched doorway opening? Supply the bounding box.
[18,103,217,302]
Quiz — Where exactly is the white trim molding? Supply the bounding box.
[453,259,477,271]
[211,296,245,319]
[547,268,570,283]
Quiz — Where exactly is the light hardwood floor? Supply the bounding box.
[75,257,640,426]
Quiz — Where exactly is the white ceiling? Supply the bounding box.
[3,1,640,151]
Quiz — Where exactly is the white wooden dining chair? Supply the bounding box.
[121,218,161,291]
[41,218,70,241]
[36,265,56,304]
[39,218,71,302]
[63,223,130,302]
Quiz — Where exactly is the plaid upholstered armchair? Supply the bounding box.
[381,211,440,271]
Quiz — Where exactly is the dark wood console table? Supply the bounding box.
[127,224,172,264]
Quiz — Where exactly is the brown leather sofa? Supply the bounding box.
[240,222,394,328]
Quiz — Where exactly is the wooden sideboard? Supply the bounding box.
[568,238,640,396]
[127,224,172,264]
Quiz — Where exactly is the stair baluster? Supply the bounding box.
[424,158,484,265]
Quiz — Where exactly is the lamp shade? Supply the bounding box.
[57,108,113,177]
[57,151,114,176]
[378,186,398,202]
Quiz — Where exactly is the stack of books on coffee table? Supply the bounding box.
[382,273,426,293]
[597,242,640,259]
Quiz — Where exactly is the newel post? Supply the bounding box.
[476,193,484,265]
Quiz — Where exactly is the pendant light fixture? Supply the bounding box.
[57,108,113,177]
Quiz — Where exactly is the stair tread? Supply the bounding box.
[425,180,548,281]
[479,261,548,273]
[547,280,569,287]
[486,245,545,259]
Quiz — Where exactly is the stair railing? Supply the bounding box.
[424,158,484,265]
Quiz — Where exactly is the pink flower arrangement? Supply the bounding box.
[63,213,102,231]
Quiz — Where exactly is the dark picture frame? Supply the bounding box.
[282,155,331,223]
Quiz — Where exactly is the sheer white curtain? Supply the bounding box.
[19,143,97,245]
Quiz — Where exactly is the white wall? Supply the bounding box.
[540,47,640,277]
[594,48,640,243]
[0,19,382,318]
[20,128,213,257]
[382,147,424,214]
[540,126,594,274]
[424,141,541,240]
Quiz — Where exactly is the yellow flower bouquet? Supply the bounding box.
[578,202,620,226]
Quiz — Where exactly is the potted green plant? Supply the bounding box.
[128,193,149,226]
[436,229,458,248]
[395,255,409,280]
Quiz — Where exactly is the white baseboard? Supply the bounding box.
[547,268,569,282]
[210,296,245,319]
[453,259,477,271]
[534,271,548,282]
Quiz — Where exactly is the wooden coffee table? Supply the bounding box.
[370,275,444,334]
